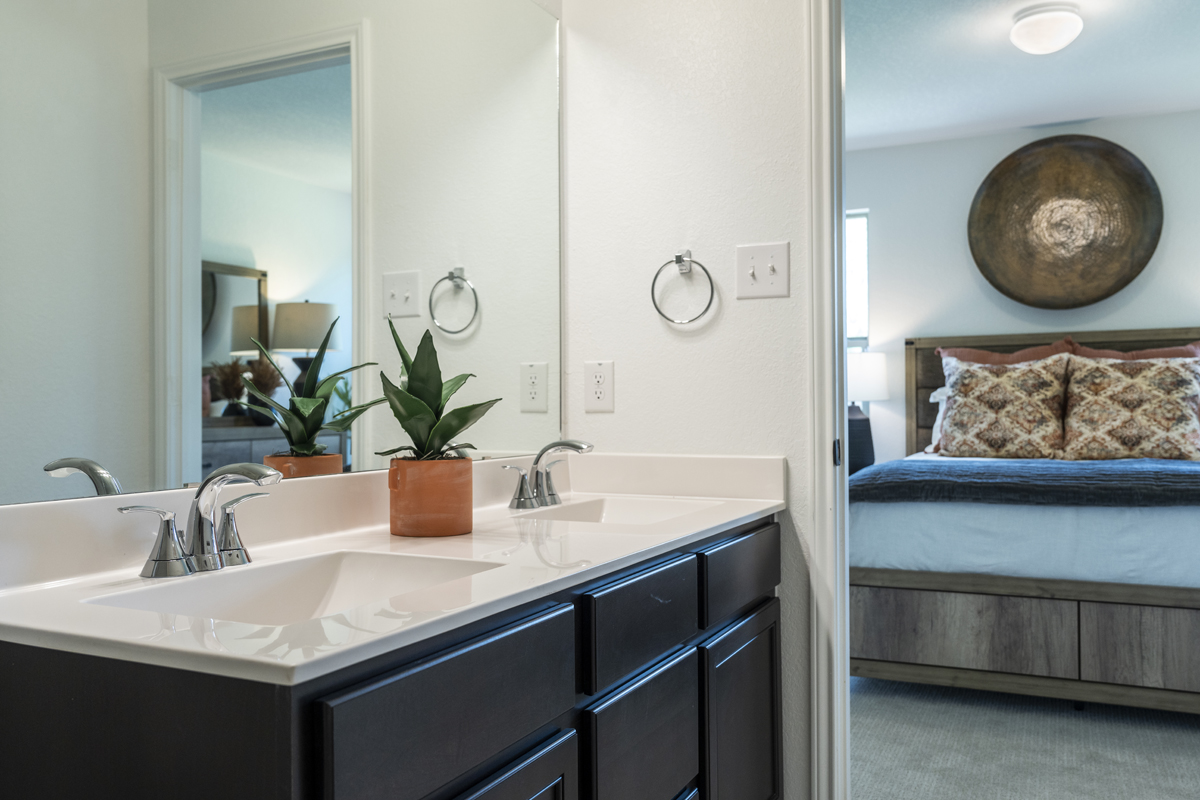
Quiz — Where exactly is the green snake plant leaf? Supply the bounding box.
[374,444,418,457]
[248,338,295,396]
[381,371,437,455]
[322,398,385,433]
[241,376,290,419]
[439,373,475,414]
[300,318,338,399]
[291,396,328,442]
[387,317,413,388]
[290,439,328,457]
[315,362,379,402]
[406,330,443,415]
[425,398,502,458]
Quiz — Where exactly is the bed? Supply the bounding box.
[849,327,1200,714]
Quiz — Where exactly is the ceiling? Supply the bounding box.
[201,63,351,193]
[845,0,1200,151]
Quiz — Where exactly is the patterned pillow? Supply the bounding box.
[1063,357,1200,461]
[939,353,1070,459]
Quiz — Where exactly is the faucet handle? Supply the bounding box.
[504,465,538,510]
[217,493,268,567]
[542,460,567,506]
[119,506,195,579]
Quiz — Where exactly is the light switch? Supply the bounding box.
[383,271,421,318]
[520,362,549,413]
[735,242,790,299]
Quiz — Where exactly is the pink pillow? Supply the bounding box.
[935,338,1073,365]
[1072,340,1200,360]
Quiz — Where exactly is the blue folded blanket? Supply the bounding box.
[849,457,1200,507]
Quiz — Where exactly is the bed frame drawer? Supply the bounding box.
[850,586,1079,679]
[1081,602,1200,692]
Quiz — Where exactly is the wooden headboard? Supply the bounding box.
[905,326,1200,455]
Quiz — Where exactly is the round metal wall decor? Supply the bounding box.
[967,134,1163,310]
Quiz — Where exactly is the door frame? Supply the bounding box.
[808,0,848,799]
[152,23,370,487]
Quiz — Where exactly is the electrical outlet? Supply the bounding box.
[735,242,790,299]
[520,362,549,413]
[584,361,614,413]
[382,271,422,318]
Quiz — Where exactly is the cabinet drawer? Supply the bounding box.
[697,524,780,628]
[319,605,576,800]
[200,440,252,474]
[585,648,700,800]
[1081,602,1200,692]
[582,555,698,694]
[453,729,578,800]
[850,586,1078,678]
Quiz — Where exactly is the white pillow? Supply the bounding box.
[923,386,951,453]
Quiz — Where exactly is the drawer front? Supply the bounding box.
[583,555,699,694]
[850,586,1079,678]
[698,524,780,628]
[200,440,252,474]
[454,729,578,800]
[586,647,700,800]
[249,436,290,462]
[1081,602,1200,692]
[319,605,576,800]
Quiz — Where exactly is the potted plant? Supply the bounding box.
[239,318,383,478]
[378,321,500,537]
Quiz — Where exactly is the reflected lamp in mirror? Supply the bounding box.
[230,305,262,357]
[847,351,888,475]
[273,301,338,386]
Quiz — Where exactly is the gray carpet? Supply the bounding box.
[851,678,1200,800]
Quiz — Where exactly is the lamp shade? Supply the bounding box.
[847,351,889,403]
[230,305,261,356]
[272,302,338,353]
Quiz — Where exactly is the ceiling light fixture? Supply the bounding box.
[1010,3,1084,55]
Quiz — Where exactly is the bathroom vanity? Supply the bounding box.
[0,454,785,800]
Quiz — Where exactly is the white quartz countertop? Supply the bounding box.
[0,454,785,685]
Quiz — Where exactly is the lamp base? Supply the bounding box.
[292,356,315,390]
[848,403,875,475]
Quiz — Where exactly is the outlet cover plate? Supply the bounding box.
[735,242,790,299]
[584,360,614,413]
[383,271,422,318]
[520,362,549,413]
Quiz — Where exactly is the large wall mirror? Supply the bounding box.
[0,0,561,506]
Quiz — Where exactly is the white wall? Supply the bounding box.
[846,109,1200,464]
[0,0,153,505]
[561,0,813,795]
[148,0,561,460]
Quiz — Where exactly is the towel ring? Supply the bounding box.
[651,250,714,324]
[429,268,479,334]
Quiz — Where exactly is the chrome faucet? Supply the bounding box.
[529,440,593,506]
[44,458,122,496]
[185,463,281,571]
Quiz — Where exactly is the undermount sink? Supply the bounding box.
[520,497,720,525]
[87,551,501,627]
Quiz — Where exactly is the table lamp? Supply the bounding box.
[847,350,889,474]
[272,301,338,387]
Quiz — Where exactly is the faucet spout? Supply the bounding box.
[185,463,281,571]
[530,440,593,506]
[44,458,123,496]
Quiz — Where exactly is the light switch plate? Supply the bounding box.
[584,360,614,413]
[383,271,422,318]
[735,242,790,299]
[520,362,549,413]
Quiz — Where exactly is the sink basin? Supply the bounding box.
[520,497,720,525]
[88,551,501,626]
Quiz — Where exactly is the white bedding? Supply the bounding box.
[850,454,1200,589]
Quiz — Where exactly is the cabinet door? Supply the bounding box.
[454,729,578,800]
[700,599,782,800]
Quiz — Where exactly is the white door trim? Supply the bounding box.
[152,24,370,487]
[809,0,848,799]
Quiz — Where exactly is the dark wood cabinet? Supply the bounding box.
[697,524,781,628]
[700,599,782,800]
[454,729,579,800]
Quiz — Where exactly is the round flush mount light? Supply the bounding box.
[1010,3,1084,55]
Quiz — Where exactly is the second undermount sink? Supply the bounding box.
[521,496,720,525]
[87,551,501,627]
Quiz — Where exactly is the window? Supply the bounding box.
[845,210,869,347]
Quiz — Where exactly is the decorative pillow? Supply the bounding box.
[935,338,1073,365]
[1072,341,1200,360]
[939,354,1070,459]
[1063,356,1200,461]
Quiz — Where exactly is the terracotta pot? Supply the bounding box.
[263,453,343,479]
[389,457,473,537]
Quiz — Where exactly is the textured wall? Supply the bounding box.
[0,0,153,504]
[560,0,814,795]
[847,109,1200,464]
